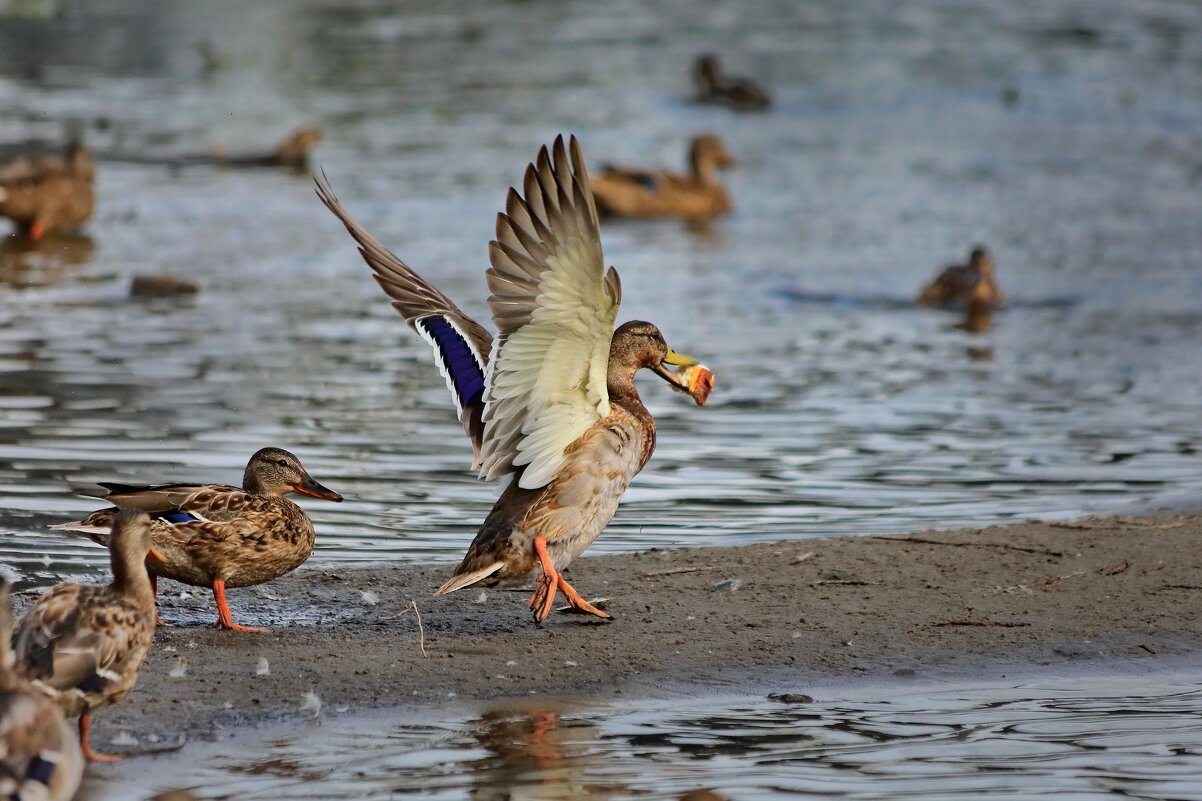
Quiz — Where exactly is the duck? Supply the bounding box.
[589,135,735,220]
[52,447,342,633]
[12,510,162,762]
[211,127,323,170]
[0,143,95,240]
[317,135,714,624]
[693,54,772,111]
[0,578,84,799]
[918,246,1005,309]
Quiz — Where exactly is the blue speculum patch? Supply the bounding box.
[159,511,198,524]
[418,316,486,407]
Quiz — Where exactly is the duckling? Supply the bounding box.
[590,135,735,220]
[53,448,342,632]
[693,54,772,111]
[918,246,1005,309]
[0,143,94,240]
[13,511,163,761]
[0,578,84,801]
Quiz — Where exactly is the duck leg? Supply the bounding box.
[149,574,166,627]
[79,712,121,762]
[212,578,267,632]
[529,536,560,624]
[555,574,611,619]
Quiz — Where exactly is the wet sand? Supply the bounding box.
[77,512,1202,752]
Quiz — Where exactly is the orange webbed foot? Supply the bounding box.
[556,575,611,620]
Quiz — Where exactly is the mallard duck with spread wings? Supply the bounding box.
[317,135,713,624]
[53,448,342,632]
[0,579,84,799]
[12,511,162,761]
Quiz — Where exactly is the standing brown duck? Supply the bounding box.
[317,135,714,624]
[0,143,95,240]
[918,246,1005,309]
[589,135,735,220]
[693,54,772,111]
[13,511,163,761]
[53,448,342,632]
[0,578,84,800]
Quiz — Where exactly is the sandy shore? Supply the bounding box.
[65,512,1202,753]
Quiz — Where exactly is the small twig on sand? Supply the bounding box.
[380,600,428,657]
[872,535,1064,558]
[642,566,709,577]
[932,620,1030,628]
[814,579,880,586]
[1159,584,1202,591]
[1043,570,1085,589]
[1048,518,1185,531]
[790,552,816,565]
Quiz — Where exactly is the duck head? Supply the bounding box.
[243,447,343,501]
[109,510,166,599]
[969,246,995,278]
[689,135,736,177]
[694,54,722,90]
[610,320,713,405]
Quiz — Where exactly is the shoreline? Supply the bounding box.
[58,511,1202,755]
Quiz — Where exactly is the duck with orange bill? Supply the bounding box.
[12,511,162,762]
[317,135,713,624]
[52,447,342,632]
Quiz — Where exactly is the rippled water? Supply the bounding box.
[82,669,1202,800]
[2,0,1202,586]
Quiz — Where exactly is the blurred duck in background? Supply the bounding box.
[918,246,1005,310]
[0,579,84,800]
[693,54,772,111]
[590,135,735,220]
[0,142,95,240]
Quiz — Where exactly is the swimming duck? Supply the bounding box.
[693,54,772,111]
[917,246,1005,309]
[0,143,94,240]
[12,511,162,762]
[0,579,84,799]
[53,448,342,633]
[317,135,713,624]
[590,135,735,220]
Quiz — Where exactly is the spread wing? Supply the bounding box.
[479,135,622,489]
[315,172,493,465]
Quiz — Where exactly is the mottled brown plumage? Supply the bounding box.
[590,135,735,220]
[693,54,772,111]
[318,135,712,625]
[0,144,94,239]
[0,579,83,800]
[53,448,342,632]
[13,511,158,762]
[918,246,1005,309]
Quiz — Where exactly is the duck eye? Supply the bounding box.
[277,459,288,467]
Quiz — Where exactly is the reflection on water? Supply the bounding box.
[0,232,94,288]
[84,671,1202,800]
[2,0,1202,587]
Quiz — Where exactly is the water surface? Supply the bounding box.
[1,0,1201,586]
[85,669,1202,800]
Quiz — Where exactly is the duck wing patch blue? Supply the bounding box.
[416,314,487,415]
[158,510,199,524]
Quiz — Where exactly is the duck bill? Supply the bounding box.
[652,348,699,388]
[653,349,714,406]
[294,477,343,502]
[147,546,168,564]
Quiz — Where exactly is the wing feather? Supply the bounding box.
[479,135,621,489]
[315,172,493,463]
